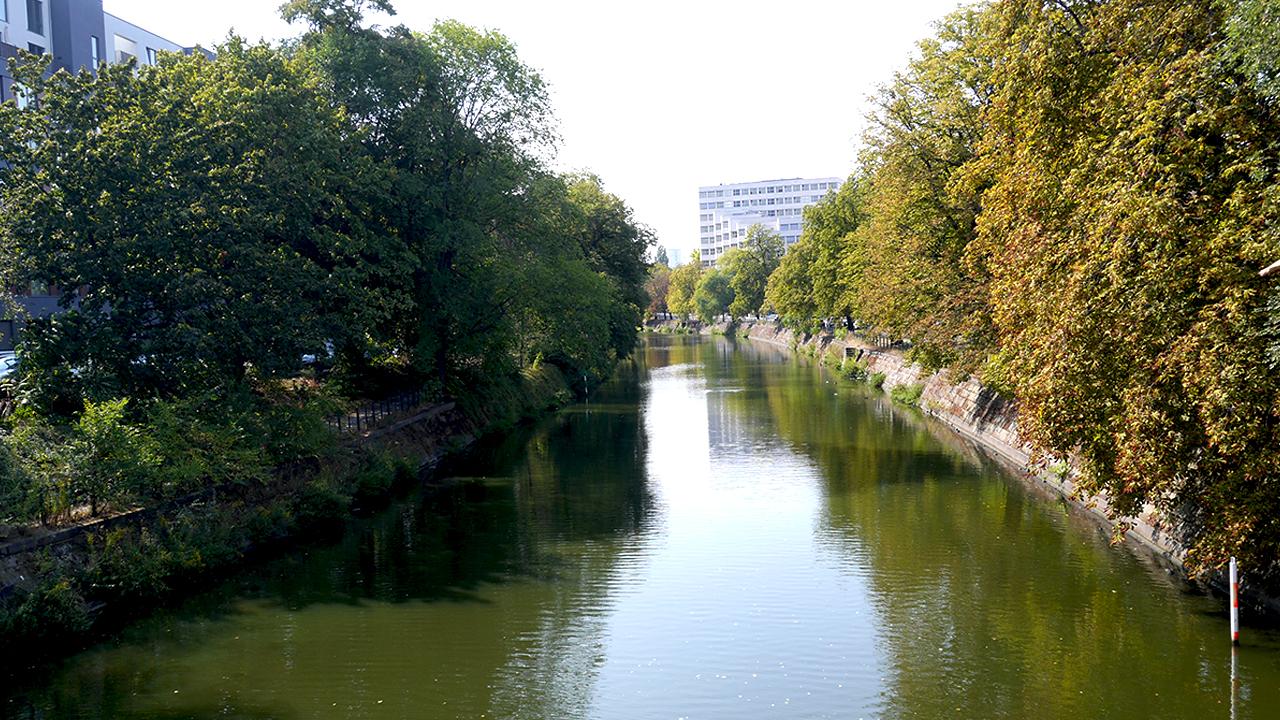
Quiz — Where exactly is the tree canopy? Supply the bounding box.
[761,0,1280,580]
[0,0,653,523]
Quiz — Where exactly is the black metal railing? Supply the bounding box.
[326,388,425,434]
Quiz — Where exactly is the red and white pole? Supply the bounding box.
[1230,557,1240,646]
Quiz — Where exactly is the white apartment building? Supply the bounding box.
[2,1,202,105]
[0,0,53,56]
[103,11,183,66]
[697,177,843,267]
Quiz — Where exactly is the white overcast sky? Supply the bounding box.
[104,0,965,256]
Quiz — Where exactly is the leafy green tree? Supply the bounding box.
[1220,0,1280,102]
[287,5,559,388]
[564,173,654,358]
[666,252,703,320]
[0,42,401,411]
[802,176,868,325]
[766,240,818,329]
[850,6,996,370]
[693,270,734,324]
[718,225,784,320]
[511,255,616,381]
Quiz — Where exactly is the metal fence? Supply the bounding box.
[326,388,425,434]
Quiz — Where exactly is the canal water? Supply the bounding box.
[4,335,1279,719]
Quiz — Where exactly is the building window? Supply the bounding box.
[146,47,158,64]
[26,0,42,35]
[27,42,43,55]
[90,35,101,67]
[1,0,7,23]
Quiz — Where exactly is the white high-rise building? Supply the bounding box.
[697,176,842,267]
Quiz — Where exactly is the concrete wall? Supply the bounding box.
[49,0,104,74]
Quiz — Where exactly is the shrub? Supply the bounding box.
[83,527,171,602]
[243,502,295,545]
[890,383,924,407]
[0,437,34,524]
[352,450,397,508]
[2,578,91,644]
[69,399,160,516]
[294,483,350,535]
[840,358,868,382]
[869,372,887,390]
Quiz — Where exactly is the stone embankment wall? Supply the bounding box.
[662,319,1190,574]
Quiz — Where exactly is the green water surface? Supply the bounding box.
[3,335,1278,719]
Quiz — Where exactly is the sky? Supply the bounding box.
[103,0,965,257]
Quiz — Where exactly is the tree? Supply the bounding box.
[766,239,818,329]
[287,5,574,390]
[719,225,784,320]
[654,245,669,267]
[803,176,867,325]
[666,252,703,320]
[279,0,395,31]
[693,270,734,324]
[1221,0,1280,103]
[0,42,402,411]
[645,264,672,318]
[564,174,654,359]
[974,0,1280,575]
[848,6,996,371]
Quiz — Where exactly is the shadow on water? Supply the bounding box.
[2,357,658,720]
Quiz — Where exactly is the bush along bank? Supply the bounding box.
[0,364,575,666]
[678,319,1279,611]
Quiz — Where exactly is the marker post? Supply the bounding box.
[1230,557,1240,646]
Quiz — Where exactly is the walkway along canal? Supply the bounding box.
[3,335,1279,719]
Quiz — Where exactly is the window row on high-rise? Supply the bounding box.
[697,180,841,199]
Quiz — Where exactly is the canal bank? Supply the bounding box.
[647,318,1275,612]
[0,364,575,664]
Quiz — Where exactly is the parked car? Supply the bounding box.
[302,340,336,366]
[0,353,18,382]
